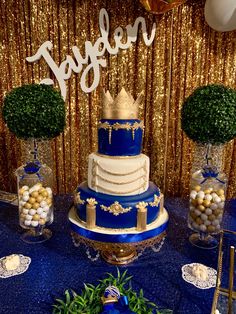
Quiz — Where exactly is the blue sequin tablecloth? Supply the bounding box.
[0,196,235,314]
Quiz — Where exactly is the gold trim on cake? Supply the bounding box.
[100,201,132,216]
[92,159,146,177]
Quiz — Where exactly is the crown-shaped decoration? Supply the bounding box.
[102,88,143,120]
[101,286,121,304]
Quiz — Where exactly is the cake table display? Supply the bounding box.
[69,88,169,264]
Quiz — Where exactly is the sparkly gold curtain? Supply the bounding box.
[0,0,235,198]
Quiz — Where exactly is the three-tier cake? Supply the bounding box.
[69,88,169,264]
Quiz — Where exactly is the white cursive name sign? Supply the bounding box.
[26,8,156,100]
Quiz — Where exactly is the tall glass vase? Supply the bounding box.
[188,143,227,249]
[16,139,54,243]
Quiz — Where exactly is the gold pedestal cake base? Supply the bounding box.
[71,231,166,265]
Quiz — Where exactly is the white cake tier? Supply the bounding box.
[88,153,150,196]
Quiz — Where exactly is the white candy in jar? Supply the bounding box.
[24,220,31,226]
[218,213,223,220]
[19,200,26,206]
[204,220,211,226]
[190,191,197,199]
[197,191,205,199]
[205,208,212,215]
[26,214,33,220]
[43,205,49,212]
[212,219,220,226]
[192,222,199,230]
[211,192,217,198]
[22,209,29,215]
[22,185,29,191]
[22,194,29,202]
[215,225,221,231]
[40,212,47,219]
[204,194,212,201]
[210,203,218,210]
[46,187,52,195]
[194,209,201,216]
[31,221,39,227]
[40,201,47,208]
[29,209,36,216]
[199,224,207,232]
[218,202,224,209]
[190,205,195,211]
[37,207,44,215]
[200,214,208,221]
[214,196,221,203]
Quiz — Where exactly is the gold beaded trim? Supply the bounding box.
[92,173,146,186]
[92,183,147,195]
[100,201,132,216]
[92,159,146,176]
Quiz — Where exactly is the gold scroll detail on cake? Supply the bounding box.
[102,88,143,120]
[149,194,161,207]
[74,192,85,205]
[98,121,144,144]
[100,201,132,216]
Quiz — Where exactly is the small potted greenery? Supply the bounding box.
[2,83,66,243]
[181,84,236,249]
[53,269,172,314]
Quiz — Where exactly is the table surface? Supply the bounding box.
[0,196,236,314]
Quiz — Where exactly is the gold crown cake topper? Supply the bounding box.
[102,87,143,120]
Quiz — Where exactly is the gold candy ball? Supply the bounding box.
[41,191,48,198]
[194,185,201,192]
[217,189,224,196]
[37,195,43,203]
[197,198,203,205]
[208,214,216,221]
[31,191,39,198]
[203,200,211,207]
[32,202,40,210]
[33,214,40,221]
[25,202,32,209]
[28,197,36,204]
[207,225,216,233]
[198,205,205,212]
[39,218,46,225]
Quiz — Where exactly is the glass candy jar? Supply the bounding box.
[188,164,227,249]
[16,151,53,243]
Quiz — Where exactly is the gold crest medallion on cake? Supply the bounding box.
[69,88,169,264]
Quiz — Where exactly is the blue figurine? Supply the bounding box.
[101,286,135,314]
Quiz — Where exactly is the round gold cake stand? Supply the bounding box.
[71,231,166,265]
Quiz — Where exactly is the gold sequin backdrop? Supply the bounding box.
[0,0,236,197]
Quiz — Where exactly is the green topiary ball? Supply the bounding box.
[2,84,66,139]
[181,84,236,144]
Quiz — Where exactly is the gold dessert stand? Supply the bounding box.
[71,231,166,265]
[70,206,167,265]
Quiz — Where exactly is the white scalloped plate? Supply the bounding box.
[182,263,217,289]
[0,254,31,278]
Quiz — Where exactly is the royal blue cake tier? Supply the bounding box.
[69,206,169,243]
[98,119,143,156]
[76,181,160,229]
